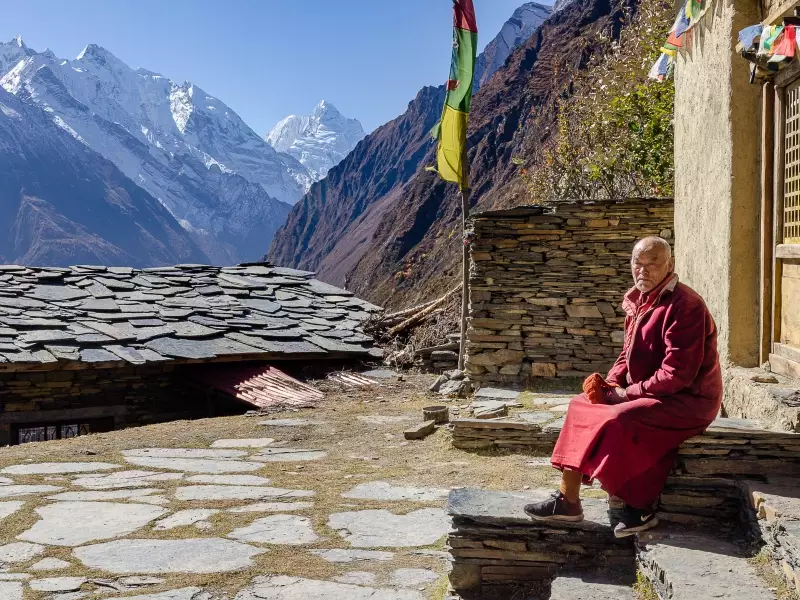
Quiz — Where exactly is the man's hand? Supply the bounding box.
[610,387,628,403]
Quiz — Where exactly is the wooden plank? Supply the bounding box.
[762,81,776,364]
[770,353,800,379]
[776,244,800,259]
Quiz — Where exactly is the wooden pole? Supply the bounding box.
[761,81,775,365]
[458,188,471,371]
[773,85,786,353]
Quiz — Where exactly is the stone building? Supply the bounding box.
[673,0,800,425]
[465,198,674,386]
[0,263,380,446]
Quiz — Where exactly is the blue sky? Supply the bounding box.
[0,0,550,134]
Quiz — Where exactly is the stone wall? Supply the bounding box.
[0,365,205,446]
[466,198,674,385]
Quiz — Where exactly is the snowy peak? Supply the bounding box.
[0,37,35,78]
[473,2,551,90]
[12,35,25,48]
[266,100,365,180]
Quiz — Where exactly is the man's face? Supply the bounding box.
[631,244,674,293]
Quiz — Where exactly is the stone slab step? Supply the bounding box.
[549,574,635,599]
[636,529,776,599]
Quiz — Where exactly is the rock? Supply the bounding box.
[334,572,377,585]
[328,509,451,547]
[0,477,13,485]
[403,421,436,440]
[343,482,449,502]
[174,485,314,501]
[228,514,319,545]
[565,304,603,319]
[210,439,275,448]
[186,475,272,486]
[228,502,314,513]
[1,462,119,475]
[238,575,424,600]
[0,485,62,499]
[73,538,265,574]
[253,448,328,462]
[517,412,556,424]
[19,502,167,547]
[446,370,466,381]
[0,501,24,522]
[362,369,399,379]
[751,374,780,384]
[30,558,72,571]
[0,574,31,581]
[429,374,449,393]
[439,379,472,398]
[474,387,521,400]
[123,457,263,473]
[30,577,87,592]
[0,541,45,563]
[154,510,219,531]
[390,569,439,588]
[72,471,183,490]
[471,401,509,419]
[0,582,22,600]
[531,362,557,377]
[311,549,395,563]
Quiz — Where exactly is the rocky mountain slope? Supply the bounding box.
[266,101,366,181]
[268,0,636,309]
[0,86,207,267]
[473,2,551,90]
[0,39,304,264]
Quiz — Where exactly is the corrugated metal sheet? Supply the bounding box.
[192,364,324,410]
[326,372,381,388]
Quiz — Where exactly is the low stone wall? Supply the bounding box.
[0,365,201,446]
[466,198,674,385]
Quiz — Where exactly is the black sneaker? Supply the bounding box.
[613,505,659,538]
[524,492,584,523]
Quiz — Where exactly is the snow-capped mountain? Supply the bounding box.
[473,3,551,90]
[0,39,305,263]
[266,101,366,180]
[0,84,208,266]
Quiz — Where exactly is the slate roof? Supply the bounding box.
[0,264,382,370]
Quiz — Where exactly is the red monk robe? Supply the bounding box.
[551,273,723,509]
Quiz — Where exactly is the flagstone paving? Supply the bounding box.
[0,374,581,599]
[74,538,266,574]
[1,462,120,475]
[327,509,451,548]
[228,514,319,545]
[19,502,167,546]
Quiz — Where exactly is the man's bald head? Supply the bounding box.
[631,237,675,293]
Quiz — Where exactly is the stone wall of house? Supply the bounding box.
[466,198,675,386]
[0,365,203,446]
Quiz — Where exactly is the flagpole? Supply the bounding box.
[458,187,470,371]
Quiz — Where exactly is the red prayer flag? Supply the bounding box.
[454,0,478,33]
[773,25,797,58]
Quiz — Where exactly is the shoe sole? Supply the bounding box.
[613,516,660,538]
[525,511,584,523]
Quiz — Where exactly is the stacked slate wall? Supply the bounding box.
[0,365,201,446]
[466,198,674,385]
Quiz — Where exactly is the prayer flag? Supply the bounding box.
[738,24,763,50]
[434,0,478,190]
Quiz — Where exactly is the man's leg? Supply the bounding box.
[523,468,584,522]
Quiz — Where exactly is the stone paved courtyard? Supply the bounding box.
[0,373,574,600]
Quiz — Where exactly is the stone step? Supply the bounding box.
[548,573,635,599]
[636,528,776,600]
[446,488,634,592]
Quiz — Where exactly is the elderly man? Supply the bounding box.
[524,237,722,538]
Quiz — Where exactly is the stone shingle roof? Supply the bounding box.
[0,264,382,370]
